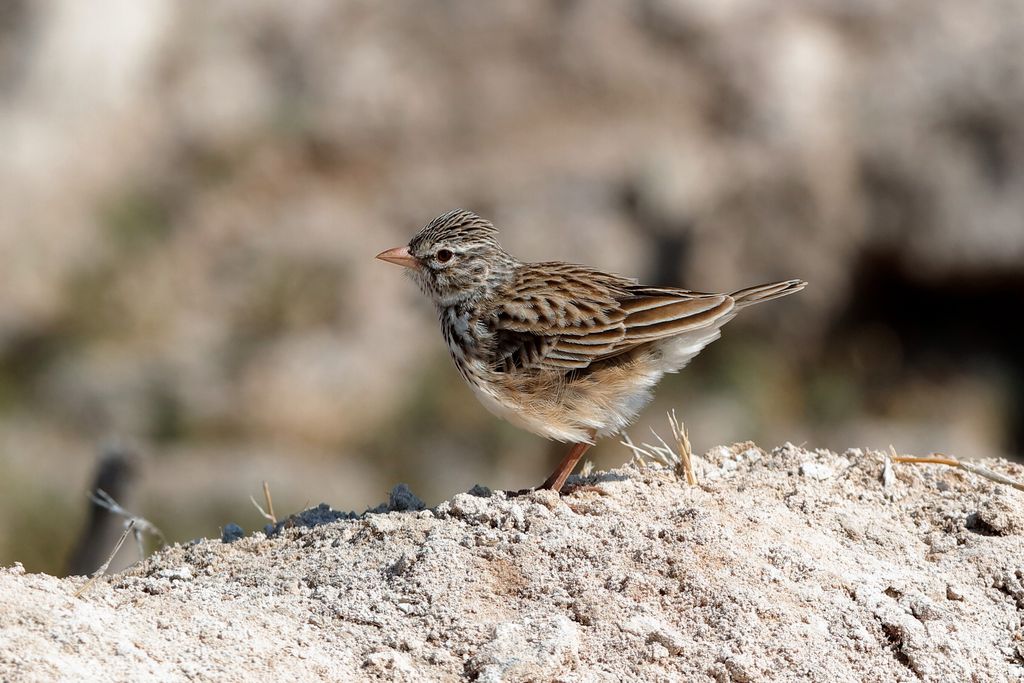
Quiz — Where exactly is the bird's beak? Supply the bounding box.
[375,245,420,270]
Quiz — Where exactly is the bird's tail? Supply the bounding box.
[730,279,807,307]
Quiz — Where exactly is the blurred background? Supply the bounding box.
[2,0,1022,575]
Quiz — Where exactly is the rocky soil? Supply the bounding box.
[2,443,1023,682]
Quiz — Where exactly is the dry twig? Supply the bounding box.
[889,445,1024,492]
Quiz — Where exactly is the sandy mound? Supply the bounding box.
[2,444,1022,682]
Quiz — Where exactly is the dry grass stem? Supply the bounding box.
[667,410,695,485]
[621,411,697,484]
[250,480,277,524]
[263,481,276,521]
[74,520,135,598]
[91,489,165,558]
[889,445,1024,492]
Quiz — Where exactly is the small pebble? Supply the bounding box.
[221,523,245,543]
[800,462,834,480]
[650,642,670,660]
[156,566,192,581]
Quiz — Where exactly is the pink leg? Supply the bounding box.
[539,441,594,492]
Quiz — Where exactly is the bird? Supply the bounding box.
[377,209,805,493]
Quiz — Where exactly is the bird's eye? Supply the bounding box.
[436,249,453,263]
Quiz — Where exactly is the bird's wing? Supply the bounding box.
[491,265,734,372]
[492,263,630,371]
[611,286,734,348]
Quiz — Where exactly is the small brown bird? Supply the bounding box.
[378,209,805,492]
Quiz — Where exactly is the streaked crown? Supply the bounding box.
[409,209,499,252]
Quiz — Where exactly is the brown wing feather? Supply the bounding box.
[491,265,738,373]
[617,291,733,344]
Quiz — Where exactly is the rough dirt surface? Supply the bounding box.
[2,444,1023,682]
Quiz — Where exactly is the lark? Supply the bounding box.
[377,209,805,492]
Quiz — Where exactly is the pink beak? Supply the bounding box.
[375,245,420,270]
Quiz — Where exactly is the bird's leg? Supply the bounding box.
[539,437,594,492]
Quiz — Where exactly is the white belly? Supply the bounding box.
[468,381,590,443]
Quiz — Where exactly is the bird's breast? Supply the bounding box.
[440,306,493,380]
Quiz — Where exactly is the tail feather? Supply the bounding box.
[730,279,806,307]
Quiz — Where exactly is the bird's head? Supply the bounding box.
[377,209,516,307]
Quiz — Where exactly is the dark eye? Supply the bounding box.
[436,249,453,263]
